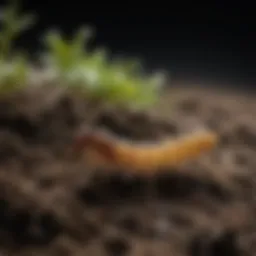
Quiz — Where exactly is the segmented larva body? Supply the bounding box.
[73,130,218,174]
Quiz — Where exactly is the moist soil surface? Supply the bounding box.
[0,83,255,256]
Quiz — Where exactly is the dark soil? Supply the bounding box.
[0,84,255,256]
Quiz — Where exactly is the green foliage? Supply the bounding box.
[42,27,92,74]
[43,29,165,107]
[0,0,166,107]
[0,0,35,95]
[0,55,28,94]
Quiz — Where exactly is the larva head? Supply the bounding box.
[72,133,102,153]
[71,130,117,161]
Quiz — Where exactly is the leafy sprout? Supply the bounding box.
[0,0,35,95]
[42,27,92,74]
[42,28,166,108]
[0,0,166,107]
[0,0,35,59]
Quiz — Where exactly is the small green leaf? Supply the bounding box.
[0,0,35,60]
[71,26,93,58]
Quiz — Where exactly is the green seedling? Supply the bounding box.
[0,0,166,107]
[43,28,165,108]
[0,0,35,95]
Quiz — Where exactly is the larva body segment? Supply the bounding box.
[156,131,218,168]
[111,131,217,171]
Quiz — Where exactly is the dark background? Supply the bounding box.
[2,1,255,90]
